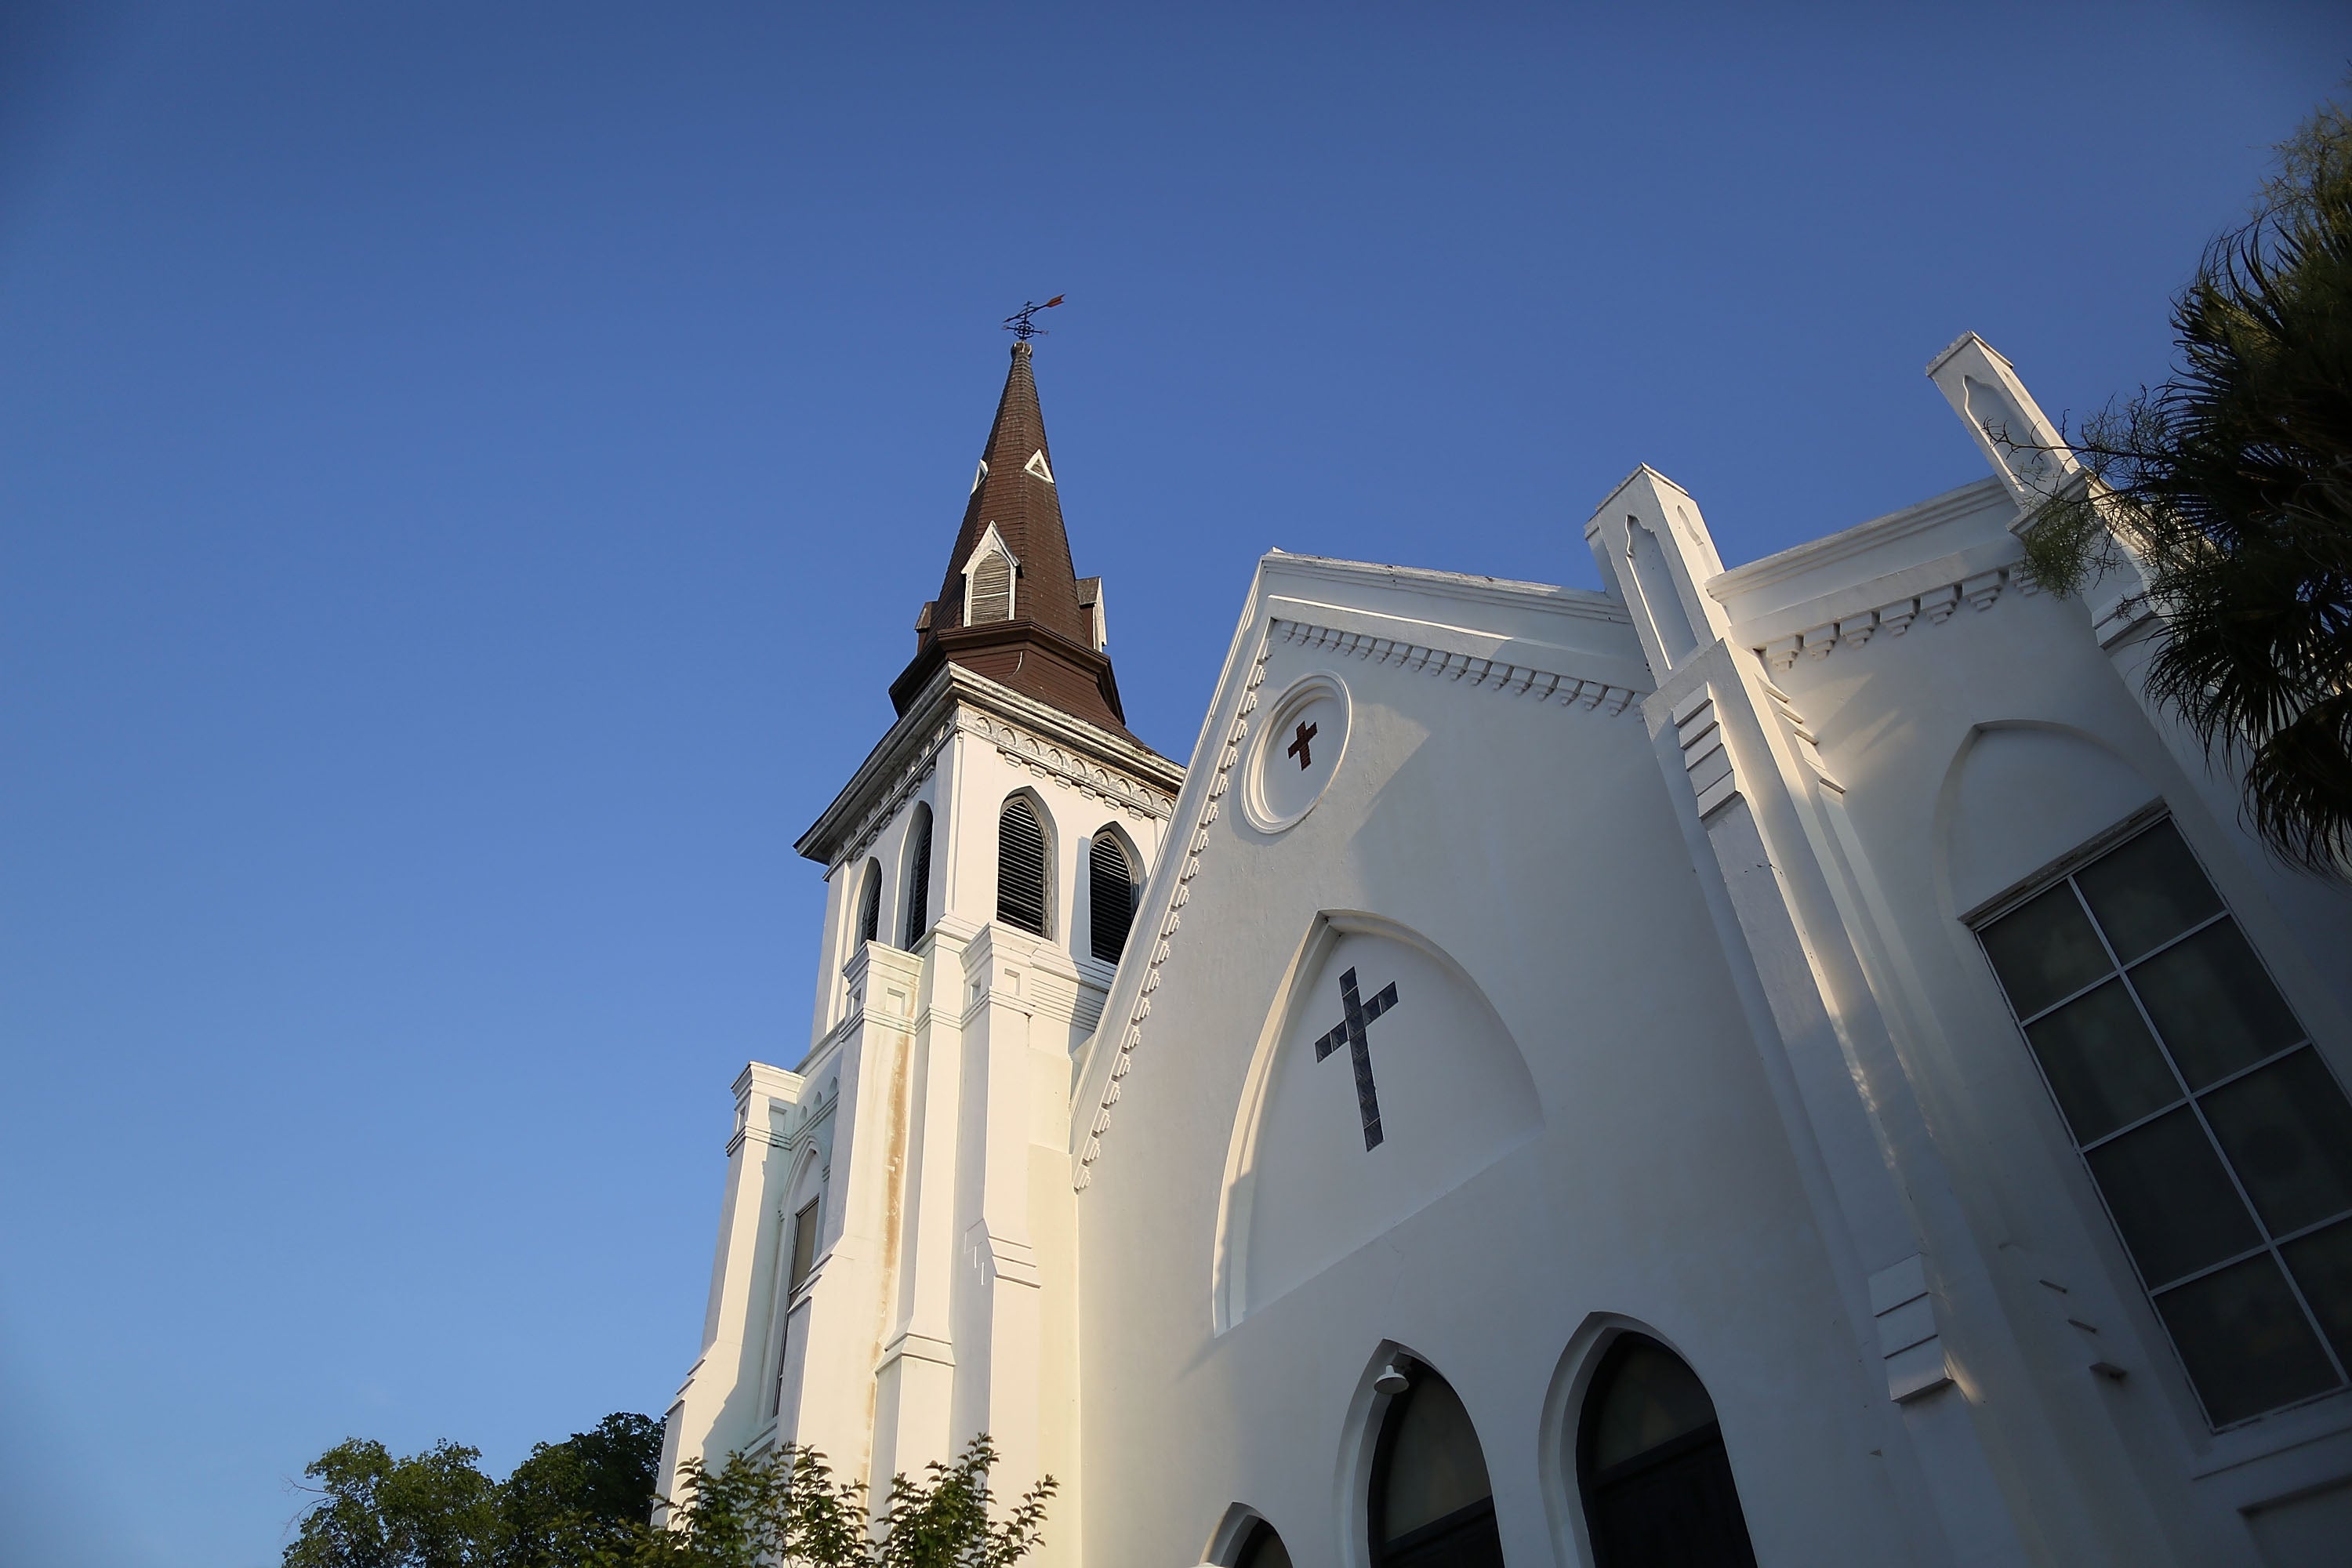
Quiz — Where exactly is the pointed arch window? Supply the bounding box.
[769,1193,823,1418]
[856,858,883,947]
[902,804,933,946]
[1369,1364,1501,1568]
[963,524,1019,626]
[997,796,1049,937]
[1577,1334,1755,1568]
[1088,833,1137,964]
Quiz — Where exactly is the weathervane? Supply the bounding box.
[1003,296,1065,342]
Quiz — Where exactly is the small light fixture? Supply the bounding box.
[1373,1361,1410,1396]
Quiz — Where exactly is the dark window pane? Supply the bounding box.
[789,1200,820,1292]
[2085,1109,2261,1286]
[1587,1339,1721,1472]
[2201,1050,2352,1236]
[2282,1218,2352,1370]
[2154,1253,2340,1425]
[2075,821,2222,963]
[1088,837,1135,964]
[1236,1521,1294,1568]
[2129,920,2304,1088]
[2023,980,2181,1143]
[858,862,883,945]
[1981,884,2112,1018]
[1379,1374,1493,1545]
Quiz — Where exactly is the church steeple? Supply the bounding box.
[889,342,1130,734]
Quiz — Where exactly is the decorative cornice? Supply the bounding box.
[800,661,1183,870]
[1708,477,2013,605]
[833,720,956,873]
[962,708,1178,826]
[1270,619,1645,716]
[1074,633,1273,1190]
[1266,554,1629,626]
[1755,564,2036,672]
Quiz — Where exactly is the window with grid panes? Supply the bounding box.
[1975,818,2352,1426]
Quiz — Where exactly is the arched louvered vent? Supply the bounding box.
[1088,835,1135,964]
[902,805,932,946]
[857,859,882,947]
[968,550,1014,624]
[996,797,1049,936]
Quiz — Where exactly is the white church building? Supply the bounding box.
[658,336,2352,1567]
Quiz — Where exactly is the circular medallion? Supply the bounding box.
[1244,673,1350,833]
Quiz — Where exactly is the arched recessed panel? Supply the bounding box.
[1626,517,1697,666]
[1218,915,1540,1326]
[1941,724,2158,916]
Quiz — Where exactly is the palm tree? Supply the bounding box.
[2017,89,2352,873]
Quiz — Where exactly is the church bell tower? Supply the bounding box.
[659,342,1184,1550]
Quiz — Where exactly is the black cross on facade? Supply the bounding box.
[1313,966,1399,1150]
[1287,720,1319,769]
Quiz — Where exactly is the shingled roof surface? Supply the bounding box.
[892,342,1138,739]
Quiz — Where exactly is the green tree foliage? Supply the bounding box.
[615,1435,1054,1568]
[286,1424,1053,1568]
[2014,85,2352,872]
[285,1439,503,1568]
[285,1414,662,1568]
[501,1414,666,1568]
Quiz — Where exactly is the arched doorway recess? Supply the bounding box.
[1576,1334,1756,1568]
[1369,1363,1504,1567]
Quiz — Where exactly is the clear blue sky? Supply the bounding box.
[2,4,2343,1563]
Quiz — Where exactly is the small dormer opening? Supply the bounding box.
[963,523,1019,626]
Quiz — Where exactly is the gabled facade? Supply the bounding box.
[669,333,2352,1568]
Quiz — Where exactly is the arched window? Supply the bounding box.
[856,858,883,948]
[1088,833,1136,964]
[1577,1334,1755,1568]
[902,804,933,946]
[997,796,1049,936]
[1233,1519,1291,1568]
[1369,1364,1501,1568]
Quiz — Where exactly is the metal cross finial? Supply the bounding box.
[1003,296,1065,342]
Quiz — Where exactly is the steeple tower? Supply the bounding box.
[890,342,1127,733]
[661,340,1181,1541]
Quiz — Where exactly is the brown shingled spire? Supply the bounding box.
[890,342,1130,733]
